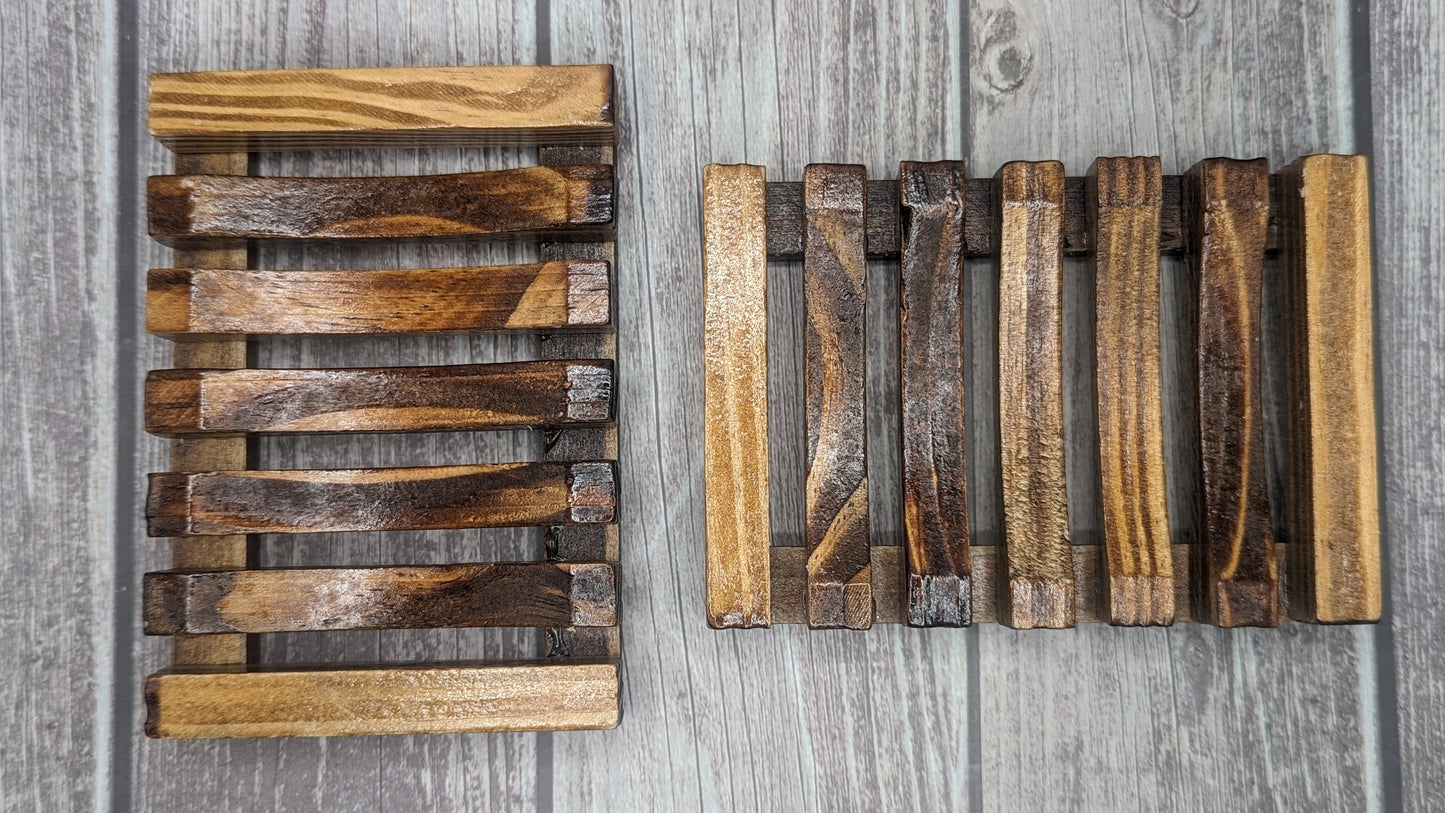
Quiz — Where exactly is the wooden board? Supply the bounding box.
[145,661,620,738]
[145,360,614,435]
[147,165,614,245]
[996,160,1074,629]
[802,163,873,630]
[147,462,616,536]
[1089,155,1174,626]
[147,261,610,336]
[144,562,617,634]
[149,65,617,151]
[1278,154,1380,623]
[898,160,970,627]
[1185,158,1278,627]
[702,163,771,628]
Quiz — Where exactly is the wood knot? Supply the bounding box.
[978,9,1033,94]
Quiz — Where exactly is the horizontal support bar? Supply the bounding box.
[144,562,616,634]
[145,360,614,436]
[763,174,1282,259]
[145,660,620,737]
[149,65,617,152]
[146,261,610,337]
[147,461,616,537]
[768,544,1290,625]
[148,165,613,246]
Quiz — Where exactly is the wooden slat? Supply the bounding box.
[770,543,1287,625]
[168,150,251,667]
[145,661,620,738]
[996,160,1074,629]
[146,261,610,337]
[1089,155,1174,626]
[147,461,616,537]
[898,161,970,627]
[148,65,617,152]
[702,163,772,628]
[144,562,617,634]
[763,174,1284,260]
[147,165,614,246]
[145,360,614,436]
[802,163,873,630]
[1279,154,1380,623]
[1185,158,1279,627]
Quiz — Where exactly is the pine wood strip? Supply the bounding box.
[1279,154,1380,623]
[149,65,616,152]
[144,562,617,635]
[770,544,1288,625]
[147,461,616,537]
[763,175,1284,260]
[1185,158,1279,627]
[898,161,970,627]
[702,163,772,628]
[1090,156,1174,626]
[802,163,873,630]
[145,360,614,437]
[167,150,251,667]
[145,660,620,738]
[146,261,610,337]
[537,143,621,660]
[146,165,614,246]
[996,160,1074,629]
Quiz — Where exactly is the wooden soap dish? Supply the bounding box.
[142,65,620,738]
[702,157,1379,631]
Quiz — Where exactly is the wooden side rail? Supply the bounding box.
[144,562,617,634]
[145,661,621,738]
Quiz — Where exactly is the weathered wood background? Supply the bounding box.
[2,0,1441,809]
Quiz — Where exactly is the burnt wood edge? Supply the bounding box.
[764,174,1282,259]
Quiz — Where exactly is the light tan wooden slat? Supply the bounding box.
[145,661,621,738]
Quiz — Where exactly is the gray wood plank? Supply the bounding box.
[126,2,543,810]
[1,1,119,809]
[547,2,974,810]
[1371,1,1445,809]
[971,1,1379,809]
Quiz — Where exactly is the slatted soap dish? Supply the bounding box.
[141,65,621,738]
[702,157,1379,630]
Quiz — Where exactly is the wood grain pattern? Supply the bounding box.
[702,163,771,628]
[1279,154,1380,623]
[1089,155,1174,626]
[144,562,617,634]
[803,163,873,630]
[149,65,616,151]
[145,661,620,738]
[996,160,1074,629]
[145,360,613,436]
[1185,158,1278,627]
[898,160,970,627]
[147,164,614,245]
[147,260,610,337]
[147,461,616,537]
[167,151,252,667]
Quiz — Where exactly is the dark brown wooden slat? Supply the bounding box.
[146,461,616,537]
[1279,154,1381,623]
[147,164,613,246]
[1185,158,1279,628]
[803,163,873,630]
[1090,156,1174,626]
[144,562,617,634]
[148,65,617,152]
[898,161,970,627]
[145,360,614,437]
[146,261,610,337]
[763,174,1283,259]
[996,160,1075,629]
